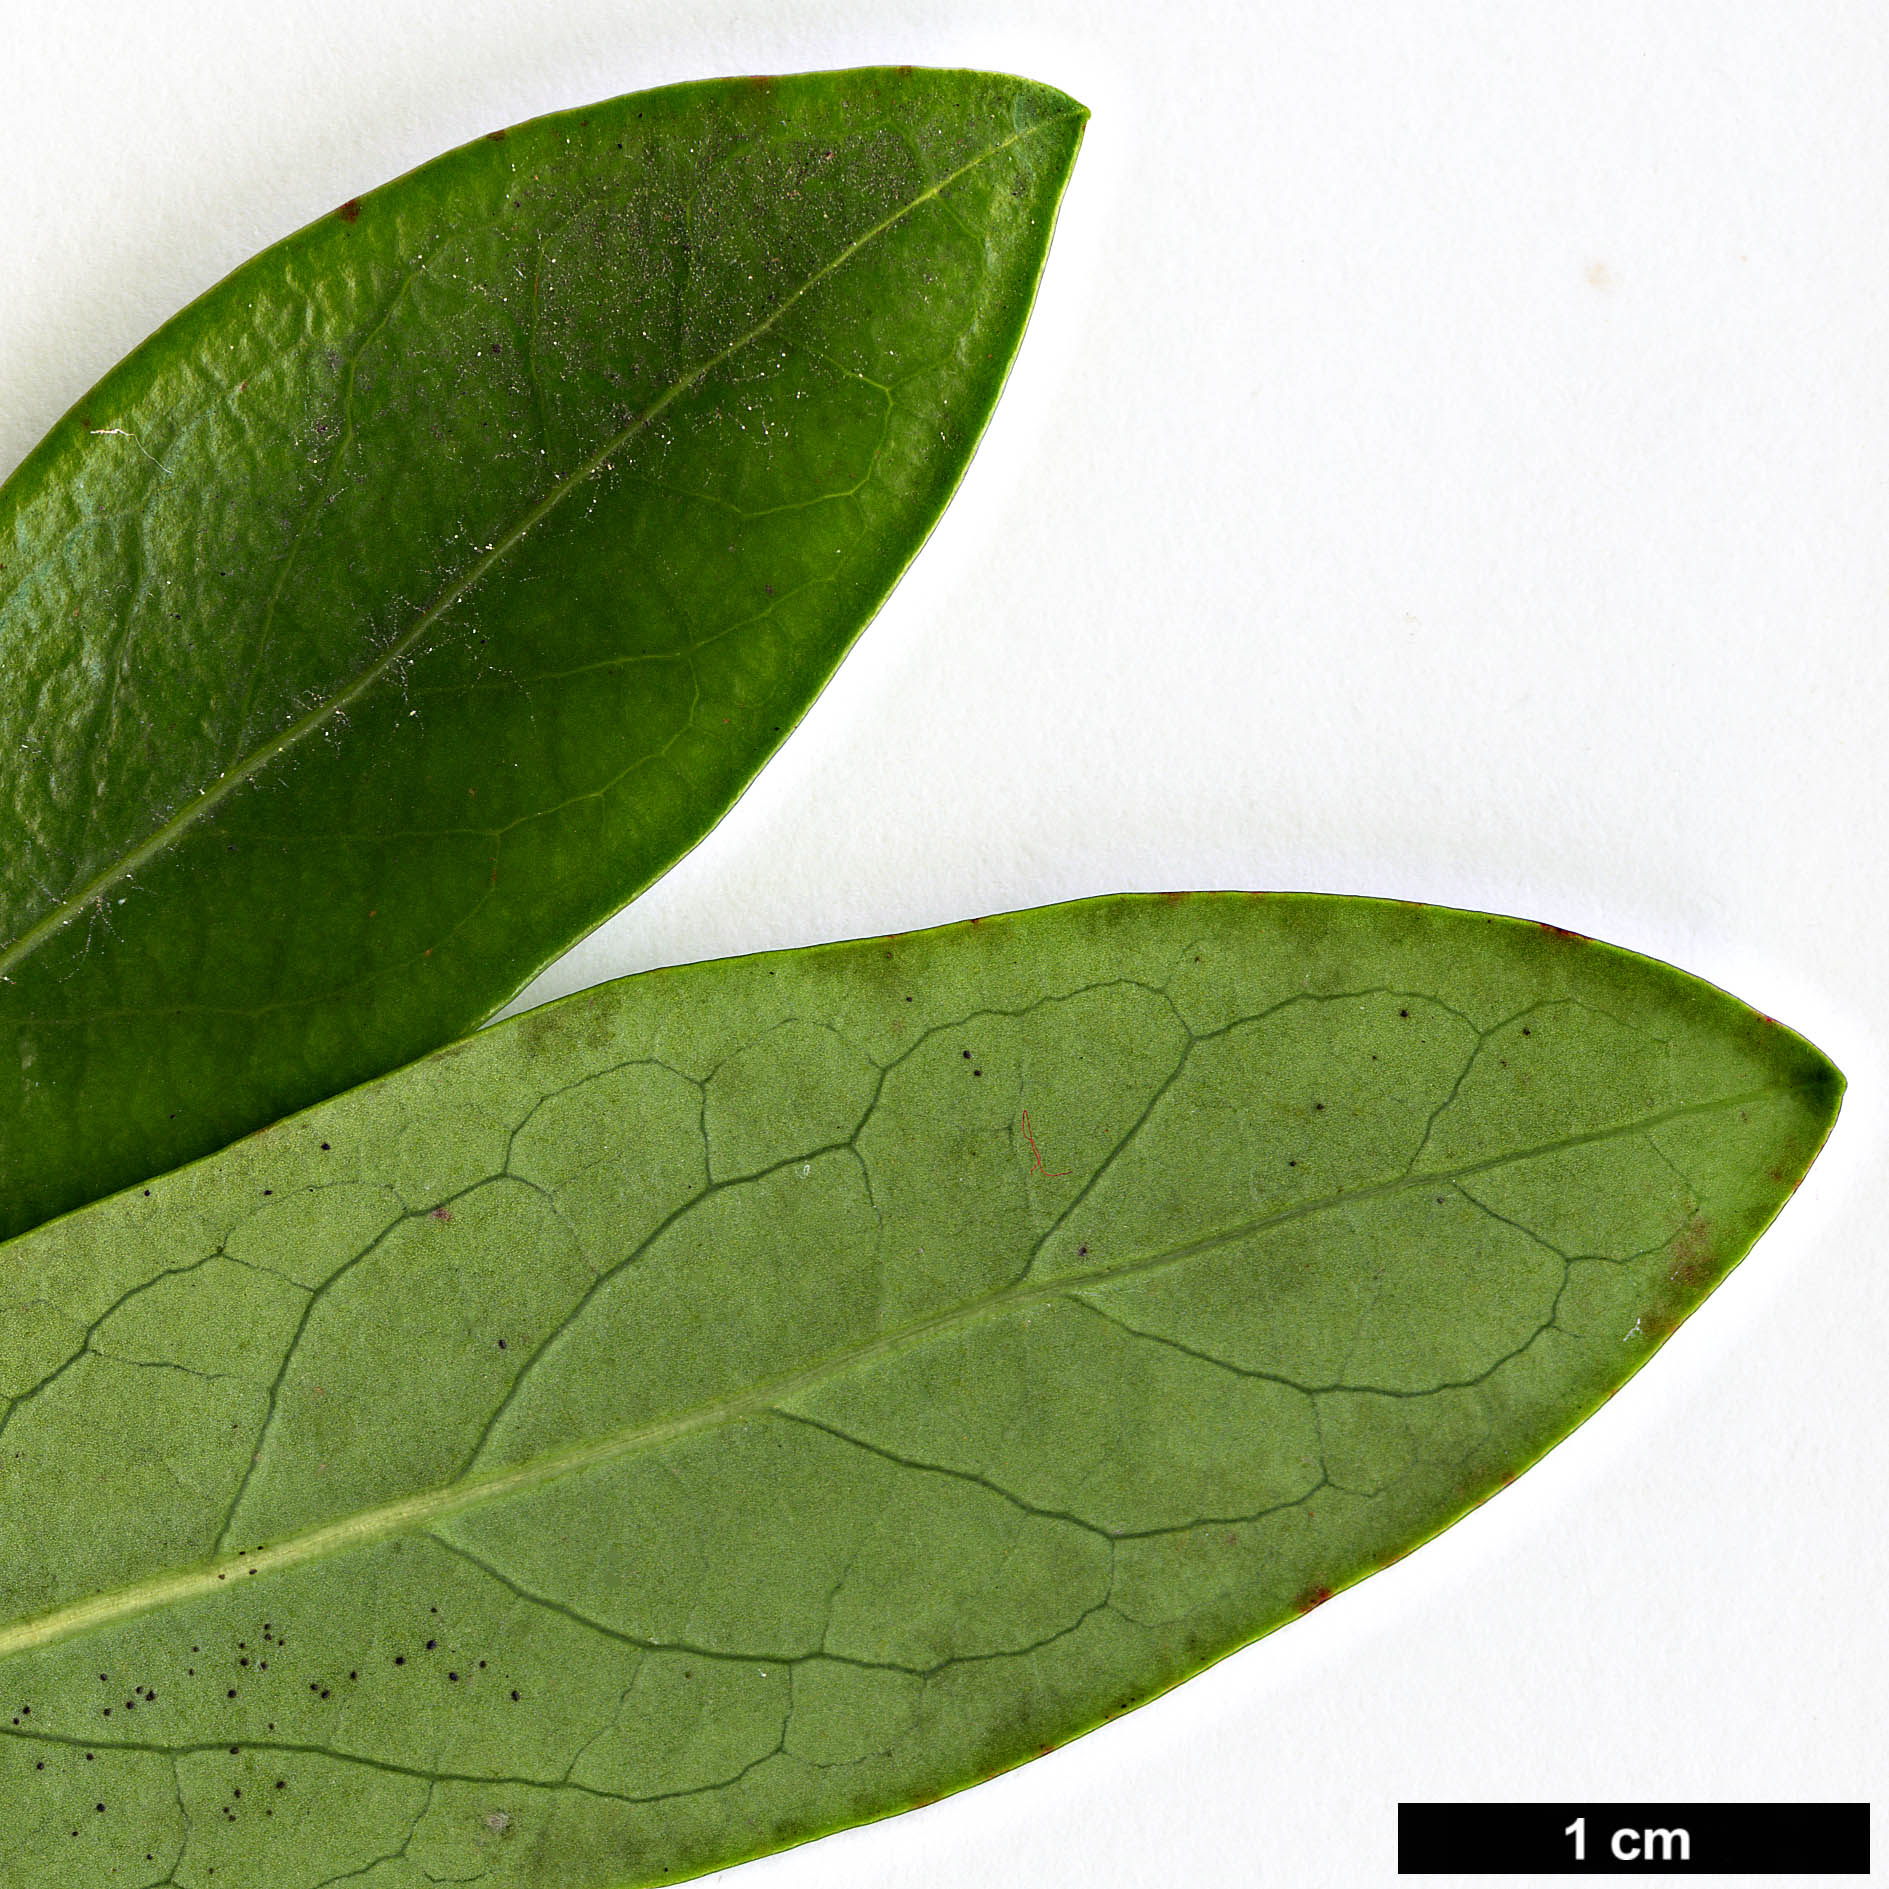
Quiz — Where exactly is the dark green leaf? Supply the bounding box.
[0,67,1084,1241]
[0,893,1838,1886]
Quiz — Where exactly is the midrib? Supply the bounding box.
[0,111,1074,980]
[0,1081,1789,1663]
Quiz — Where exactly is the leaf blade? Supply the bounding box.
[0,893,1840,1885]
[0,67,1086,1240]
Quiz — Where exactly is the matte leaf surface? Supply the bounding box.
[0,67,1084,1240]
[0,894,1839,1886]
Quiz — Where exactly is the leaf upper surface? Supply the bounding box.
[0,67,1085,1240]
[0,893,1840,1886]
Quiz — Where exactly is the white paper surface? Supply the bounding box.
[2,4,1882,1883]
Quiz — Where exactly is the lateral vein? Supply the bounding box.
[0,1080,1793,1665]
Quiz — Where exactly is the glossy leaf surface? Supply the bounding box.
[0,894,1839,1886]
[0,67,1084,1241]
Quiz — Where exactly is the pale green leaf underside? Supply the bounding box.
[0,894,1839,1886]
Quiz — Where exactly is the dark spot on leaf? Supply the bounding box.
[336,198,361,223]
[1294,1585,1335,1613]
[487,128,507,140]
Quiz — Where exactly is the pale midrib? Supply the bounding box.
[0,111,1073,980]
[0,1081,1793,1663]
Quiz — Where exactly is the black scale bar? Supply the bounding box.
[1399,1802,1870,1874]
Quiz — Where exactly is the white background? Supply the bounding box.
[3,3,1883,1884]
